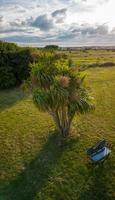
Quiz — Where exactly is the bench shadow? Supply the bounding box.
[1,133,77,200]
[79,159,114,200]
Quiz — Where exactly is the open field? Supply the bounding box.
[60,49,115,68]
[0,66,115,200]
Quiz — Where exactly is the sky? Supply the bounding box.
[0,0,115,46]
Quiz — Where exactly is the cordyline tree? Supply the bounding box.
[28,52,94,137]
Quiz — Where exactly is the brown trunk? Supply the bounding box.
[49,109,71,138]
[59,123,70,137]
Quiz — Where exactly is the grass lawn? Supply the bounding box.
[0,67,115,200]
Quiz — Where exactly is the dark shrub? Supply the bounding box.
[0,41,40,89]
[0,65,16,89]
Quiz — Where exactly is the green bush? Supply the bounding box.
[0,65,16,89]
[0,41,40,89]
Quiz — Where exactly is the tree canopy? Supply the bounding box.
[29,52,94,137]
[44,45,59,50]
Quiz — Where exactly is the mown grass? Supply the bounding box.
[0,67,115,200]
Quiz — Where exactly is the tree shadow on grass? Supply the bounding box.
[79,159,114,200]
[1,133,78,200]
[0,88,27,112]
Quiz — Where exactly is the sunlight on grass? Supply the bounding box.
[0,67,115,200]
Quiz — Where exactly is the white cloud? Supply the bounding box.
[0,0,115,46]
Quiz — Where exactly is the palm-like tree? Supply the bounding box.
[30,52,94,137]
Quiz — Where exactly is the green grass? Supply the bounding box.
[60,49,115,67]
[0,67,115,200]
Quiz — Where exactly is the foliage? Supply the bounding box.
[0,41,40,89]
[0,64,16,89]
[30,52,94,137]
[0,40,18,53]
[44,45,59,50]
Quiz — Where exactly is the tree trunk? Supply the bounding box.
[49,110,71,138]
[59,123,70,137]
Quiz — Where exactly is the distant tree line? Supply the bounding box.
[44,45,59,50]
[0,41,40,89]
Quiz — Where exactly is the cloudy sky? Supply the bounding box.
[0,0,115,46]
